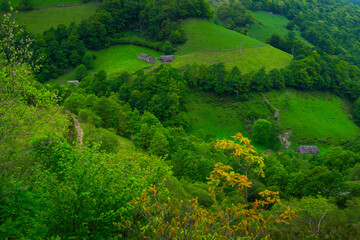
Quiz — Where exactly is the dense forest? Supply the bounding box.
[1,0,360,239]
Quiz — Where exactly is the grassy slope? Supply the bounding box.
[14,2,101,33]
[186,91,271,152]
[265,89,360,147]
[249,11,313,47]
[93,45,162,76]
[177,18,266,54]
[12,0,83,8]
[50,45,162,84]
[172,45,292,73]
[172,19,292,72]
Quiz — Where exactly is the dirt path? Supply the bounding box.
[260,93,292,149]
[72,117,83,147]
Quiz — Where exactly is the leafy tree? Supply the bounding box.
[162,41,174,55]
[252,119,279,148]
[18,0,32,9]
[121,134,297,239]
[82,52,94,69]
[75,64,88,80]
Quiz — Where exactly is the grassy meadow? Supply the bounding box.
[11,0,83,8]
[171,45,292,73]
[177,18,266,54]
[50,45,162,84]
[265,89,360,147]
[186,92,271,152]
[249,11,313,47]
[13,2,101,33]
[92,45,162,76]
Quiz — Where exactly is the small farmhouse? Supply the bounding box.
[160,55,174,62]
[138,53,155,64]
[297,146,319,154]
[67,80,79,85]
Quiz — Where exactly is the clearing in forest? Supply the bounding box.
[264,89,360,147]
[92,45,162,76]
[172,18,293,72]
[186,91,271,152]
[177,18,266,54]
[13,2,101,33]
[249,11,313,47]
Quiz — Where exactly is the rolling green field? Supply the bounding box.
[265,89,360,147]
[177,18,267,54]
[50,45,162,84]
[249,11,313,47]
[186,92,271,151]
[172,45,292,73]
[11,0,83,8]
[93,45,162,76]
[13,2,101,33]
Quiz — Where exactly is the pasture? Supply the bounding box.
[249,11,313,47]
[265,89,360,147]
[177,18,266,54]
[13,2,101,33]
[172,45,292,73]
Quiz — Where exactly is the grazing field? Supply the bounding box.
[177,18,267,54]
[13,2,101,33]
[265,89,360,147]
[50,45,162,83]
[249,11,313,47]
[172,45,292,73]
[11,0,83,8]
[186,92,271,152]
[93,45,162,76]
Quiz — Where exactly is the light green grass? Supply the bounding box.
[172,46,292,73]
[265,89,360,147]
[13,2,101,33]
[50,45,162,84]
[249,11,313,47]
[47,68,76,85]
[186,92,271,152]
[12,0,83,8]
[177,18,267,54]
[93,45,162,76]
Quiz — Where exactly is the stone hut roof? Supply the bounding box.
[160,55,174,62]
[297,146,319,154]
[138,53,155,64]
[67,80,79,85]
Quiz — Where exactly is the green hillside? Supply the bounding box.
[51,45,162,84]
[93,45,162,76]
[11,0,83,8]
[264,89,360,147]
[177,18,266,54]
[13,2,101,33]
[186,91,270,151]
[249,11,313,47]
[172,45,292,73]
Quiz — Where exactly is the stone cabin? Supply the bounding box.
[138,53,155,64]
[160,55,174,62]
[67,80,79,85]
[297,146,319,154]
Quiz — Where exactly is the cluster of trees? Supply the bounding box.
[240,0,360,67]
[216,0,256,34]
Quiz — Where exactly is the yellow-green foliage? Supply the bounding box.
[13,2,101,33]
[264,89,360,146]
[171,46,292,73]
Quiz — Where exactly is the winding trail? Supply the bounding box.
[260,93,292,149]
[72,117,83,147]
